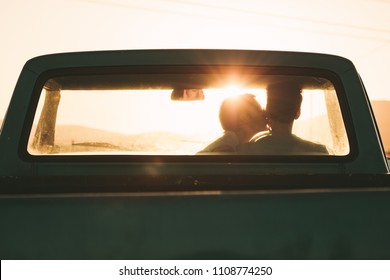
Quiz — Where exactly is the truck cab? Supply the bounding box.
[0,50,389,259]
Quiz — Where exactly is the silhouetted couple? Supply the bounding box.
[199,83,329,155]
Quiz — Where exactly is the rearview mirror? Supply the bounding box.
[171,88,205,101]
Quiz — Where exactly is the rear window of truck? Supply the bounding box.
[27,66,351,158]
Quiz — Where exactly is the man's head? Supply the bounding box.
[266,83,302,123]
[219,93,266,135]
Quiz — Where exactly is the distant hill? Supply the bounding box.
[371,100,390,155]
[53,125,209,154]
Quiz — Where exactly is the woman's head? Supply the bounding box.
[219,94,267,141]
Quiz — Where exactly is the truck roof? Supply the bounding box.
[25,49,355,75]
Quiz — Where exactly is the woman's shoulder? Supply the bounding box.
[198,131,239,153]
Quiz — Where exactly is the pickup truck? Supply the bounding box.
[1,49,389,259]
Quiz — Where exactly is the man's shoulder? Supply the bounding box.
[198,131,239,153]
[291,135,329,154]
[237,133,329,155]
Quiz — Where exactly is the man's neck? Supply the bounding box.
[269,119,293,135]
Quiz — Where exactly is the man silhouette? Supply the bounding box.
[238,82,329,155]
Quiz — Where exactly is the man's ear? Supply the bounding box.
[295,109,301,120]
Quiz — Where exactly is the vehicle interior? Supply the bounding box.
[27,66,350,157]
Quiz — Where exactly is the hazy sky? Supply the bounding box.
[1,0,390,120]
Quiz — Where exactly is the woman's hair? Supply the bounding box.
[219,94,265,132]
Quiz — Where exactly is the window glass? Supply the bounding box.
[27,70,349,157]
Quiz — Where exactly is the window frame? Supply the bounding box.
[19,65,358,163]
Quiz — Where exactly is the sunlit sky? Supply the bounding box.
[1,0,390,122]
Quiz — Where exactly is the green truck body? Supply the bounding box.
[0,50,389,259]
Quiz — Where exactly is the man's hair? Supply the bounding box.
[266,83,302,123]
[219,93,265,131]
